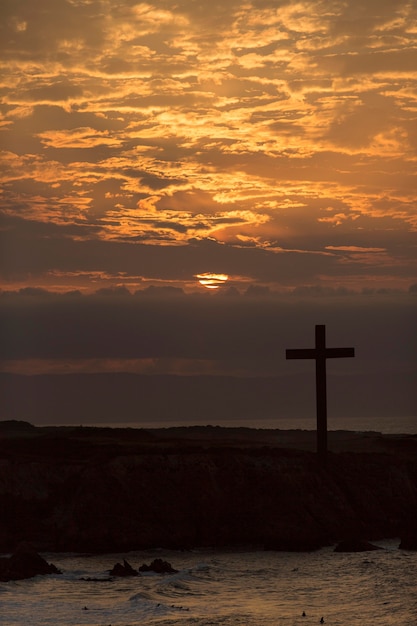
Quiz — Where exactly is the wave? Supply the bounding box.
[3,548,416,626]
[152,562,212,598]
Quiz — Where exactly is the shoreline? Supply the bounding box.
[1,422,416,554]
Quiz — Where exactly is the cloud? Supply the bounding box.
[0,0,415,296]
[0,290,415,386]
[1,209,416,297]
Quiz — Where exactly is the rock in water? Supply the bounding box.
[138,558,178,573]
[110,559,139,576]
[0,542,61,581]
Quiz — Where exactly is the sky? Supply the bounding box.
[1,0,416,294]
[0,1,416,424]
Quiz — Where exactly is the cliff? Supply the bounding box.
[0,423,416,553]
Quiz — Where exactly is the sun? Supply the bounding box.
[195,272,229,289]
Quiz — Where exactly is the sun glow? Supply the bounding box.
[196,273,229,289]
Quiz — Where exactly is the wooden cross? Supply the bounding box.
[286,325,355,462]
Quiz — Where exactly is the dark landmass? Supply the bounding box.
[0,422,416,554]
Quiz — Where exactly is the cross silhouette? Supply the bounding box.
[286,325,355,462]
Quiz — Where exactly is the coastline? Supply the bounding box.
[1,422,416,554]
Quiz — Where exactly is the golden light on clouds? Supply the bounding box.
[0,0,416,294]
[196,273,229,289]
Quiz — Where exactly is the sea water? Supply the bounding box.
[82,415,417,434]
[1,541,416,625]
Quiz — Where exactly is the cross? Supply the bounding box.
[286,325,355,462]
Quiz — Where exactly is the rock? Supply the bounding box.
[109,559,138,577]
[138,558,178,574]
[0,542,61,582]
[334,539,382,552]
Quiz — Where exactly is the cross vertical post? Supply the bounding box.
[286,324,355,463]
[315,324,328,460]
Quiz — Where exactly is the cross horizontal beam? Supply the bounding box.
[286,347,355,359]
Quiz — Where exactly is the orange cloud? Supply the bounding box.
[0,0,416,293]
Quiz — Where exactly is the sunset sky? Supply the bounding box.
[0,1,416,418]
[1,0,417,293]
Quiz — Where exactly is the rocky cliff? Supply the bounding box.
[0,423,416,553]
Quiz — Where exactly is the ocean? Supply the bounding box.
[1,542,416,625]
[86,415,417,434]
